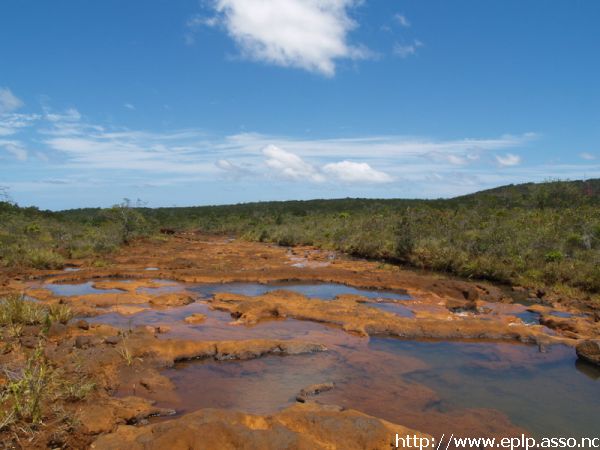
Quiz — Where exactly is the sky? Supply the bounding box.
[0,0,599,210]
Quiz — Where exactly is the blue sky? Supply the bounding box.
[0,0,599,210]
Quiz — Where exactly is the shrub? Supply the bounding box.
[25,248,65,269]
[0,295,47,326]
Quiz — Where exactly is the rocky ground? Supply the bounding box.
[1,233,599,449]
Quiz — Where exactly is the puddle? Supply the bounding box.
[81,280,599,438]
[515,310,540,325]
[63,267,81,272]
[549,311,581,319]
[190,282,410,301]
[145,267,160,271]
[151,332,599,439]
[44,281,125,296]
[379,339,600,439]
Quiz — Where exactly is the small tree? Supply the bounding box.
[105,198,148,244]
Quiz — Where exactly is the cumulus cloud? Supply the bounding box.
[495,153,521,167]
[0,88,23,114]
[201,0,369,76]
[393,40,423,58]
[262,145,392,184]
[263,145,325,182]
[322,160,393,183]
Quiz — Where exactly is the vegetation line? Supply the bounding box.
[1,179,599,297]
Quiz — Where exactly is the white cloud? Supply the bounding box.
[0,140,28,161]
[322,161,392,183]
[45,107,81,123]
[185,15,219,45]
[495,153,521,167]
[393,40,423,58]
[215,159,252,178]
[0,113,39,136]
[424,151,469,165]
[0,88,23,113]
[223,132,535,160]
[263,144,325,182]
[202,0,369,76]
[124,103,136,110]
[0,99,549,193]
[580,152,596,161]
[394,14,410,27]
[262,145,393,184]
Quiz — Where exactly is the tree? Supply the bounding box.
[105,198,148,244]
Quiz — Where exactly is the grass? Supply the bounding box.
[0,294,74,328]
[0,295,94,437]
[1,344,56,426]
[48,304,73,325]
[0,295,47,326]
[114,335,136,366]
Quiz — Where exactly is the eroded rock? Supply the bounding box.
[576,339,600,366]
[184,313,206,324]
[90,402,430,450]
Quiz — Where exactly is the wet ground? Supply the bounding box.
[42,279,600,440]
[11,235,599,446]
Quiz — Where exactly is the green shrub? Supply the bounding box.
[25,248,65,269]
[544,250,564,263]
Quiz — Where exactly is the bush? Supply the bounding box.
[0,295,47,326]
[0,295,72,327]
[25,248,65,269]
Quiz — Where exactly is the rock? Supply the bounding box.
[20,336,38,349]
[76,319,90,330]
[146,339,326,364]
[149,293,195,307]
[143,325,158,335]
[296,382,335,402]
[75,335,94,349]
[47,322,68,337]
[446,298,478,313]
[104,336,121,345]
[79,396,167,435]
[576,339,600,366]
[90,402,431,450]
[183,313,206,324]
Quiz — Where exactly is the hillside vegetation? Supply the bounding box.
[2,179,599,295]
